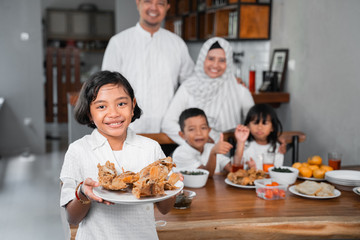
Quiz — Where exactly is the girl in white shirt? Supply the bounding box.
[60,71,175,240]
[234,104,284,170]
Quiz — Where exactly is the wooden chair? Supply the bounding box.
[45,46,82,123]
[280,131,306,164]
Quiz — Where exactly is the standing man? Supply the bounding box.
[102,0,194,133]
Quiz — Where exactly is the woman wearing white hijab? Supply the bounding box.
[161,37,254,145]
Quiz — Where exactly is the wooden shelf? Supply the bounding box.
[252,92,289,108]
[165,0,272,41]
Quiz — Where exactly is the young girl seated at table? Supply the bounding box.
[234,104,284,170]
[172,108,246,176]
[59,71,176,240]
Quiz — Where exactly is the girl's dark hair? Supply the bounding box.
[244,104,283,152]
[179,108,208,132]
[74,71,142,128]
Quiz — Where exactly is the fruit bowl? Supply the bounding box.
[268,166,299,185]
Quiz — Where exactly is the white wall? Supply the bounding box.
[0,0,45,156]
[272,0,360,166]
[114,0,139,33]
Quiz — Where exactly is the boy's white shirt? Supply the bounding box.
[242,141,284,170]
[172,141,230,173]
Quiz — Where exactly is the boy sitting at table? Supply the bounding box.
[172,108,245,176]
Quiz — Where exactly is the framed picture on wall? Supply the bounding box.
[270,49,289,91]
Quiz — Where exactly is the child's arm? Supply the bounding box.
[277,135,287,154]
[206,133,233,177]
[156,196,177,215]
[65,178,113,225]
[156,174,184,215]
[233,125,250,167]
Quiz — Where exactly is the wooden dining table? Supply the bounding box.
[155,167,360,240]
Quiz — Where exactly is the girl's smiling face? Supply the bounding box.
[90,84,135,146]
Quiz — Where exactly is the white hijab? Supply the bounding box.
[182,37,237,129]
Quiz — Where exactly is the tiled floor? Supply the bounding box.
[0,123,69,240]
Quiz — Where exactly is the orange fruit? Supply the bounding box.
[308,155,322,165]
[292,162,302,169]
[302,162,310,168]
[320,165,333,172]
[308,164,320,171]
[313,169,326,179]
[299,166,312,178]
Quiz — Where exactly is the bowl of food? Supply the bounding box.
[180,169,209,188]
[268,166,299,186]
[254,179,287,200]
[173,190,197,209]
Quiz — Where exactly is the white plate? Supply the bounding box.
[325,170,360,180]
[298,176,325,182]
[225,178,256,189]
[325,170,360,186]
[289,185,341,199]
[93,181,184,204]
[353,187,360,196]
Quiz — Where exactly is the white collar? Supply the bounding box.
[88,128,141,150]
[135,22,162,38]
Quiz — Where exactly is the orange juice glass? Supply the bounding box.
[262,153,275,172]
[328,152,342,170]
[231,158,244,172]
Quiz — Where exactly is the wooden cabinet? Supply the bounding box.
[165,0,271,41]
[46,8,114,50]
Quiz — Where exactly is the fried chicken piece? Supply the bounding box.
[241,177,251,185]
[97,161,138,190]
[227,168,266,186]
[98,158,179,198]
[139,157,175,180]
[97,161,117,189]
[132,157,179,198]
[132,178,165,199]
[164,173,180,190]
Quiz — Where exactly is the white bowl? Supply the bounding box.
[180,169,209,188]
[268,166,299,186]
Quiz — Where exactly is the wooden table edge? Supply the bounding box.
[157,216,360,239]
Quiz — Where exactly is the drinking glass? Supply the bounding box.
[231,157,244,172]
[262,152,275,172]
[328,152,342,170]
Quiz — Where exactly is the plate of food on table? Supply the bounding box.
[292,155,333,182]
[289,180,341,199]
[93,157,183,204]
[353,187,360,196]
[225,168,267,189]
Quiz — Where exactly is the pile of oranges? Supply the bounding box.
[292,155,333,179]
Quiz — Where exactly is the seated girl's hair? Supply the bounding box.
[74,71,142,128]
[244,104,283,152]
[179,108,209,132]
